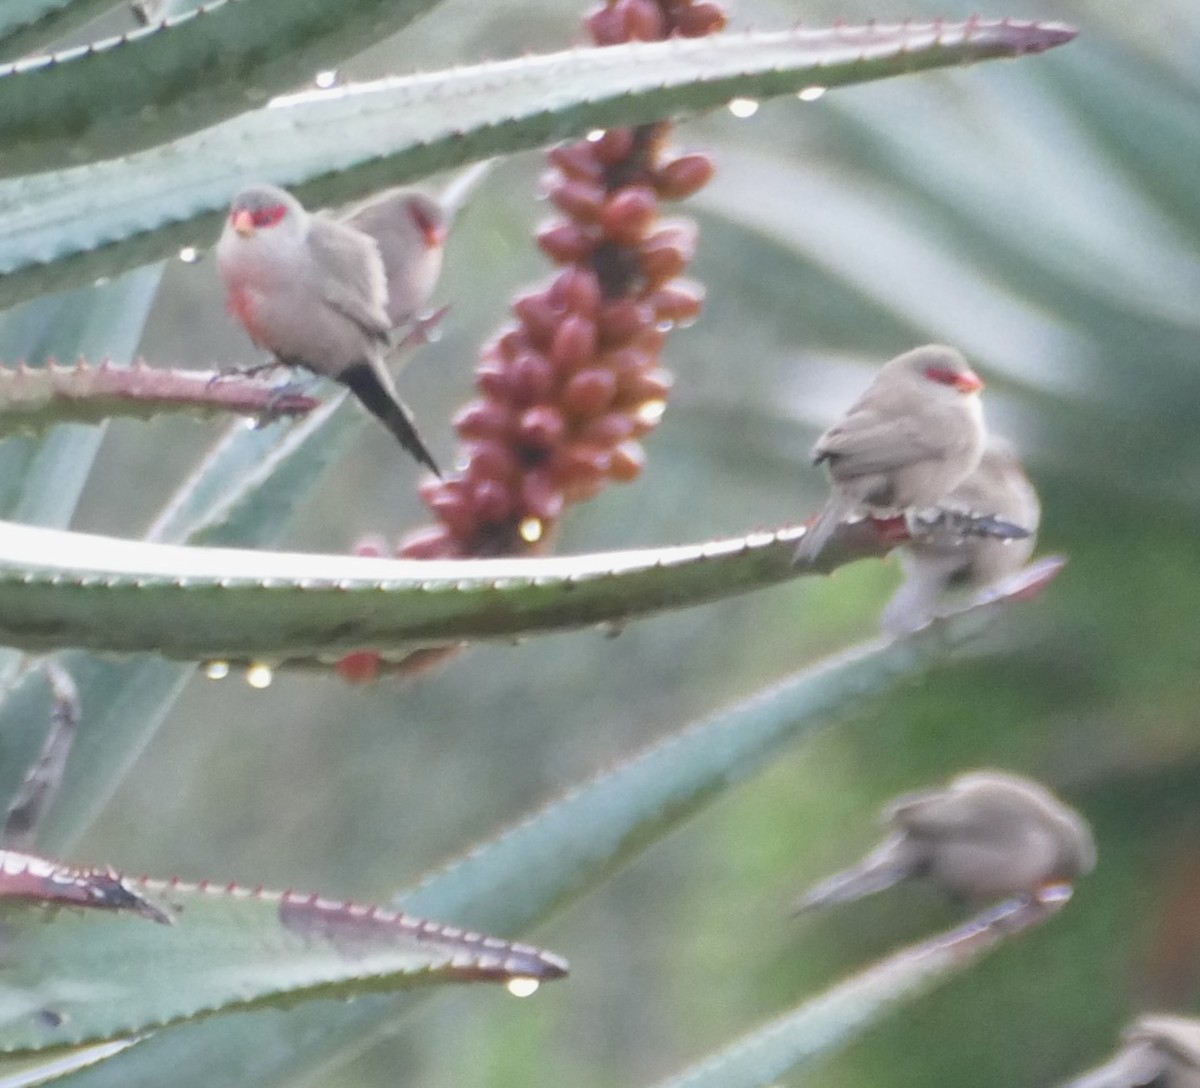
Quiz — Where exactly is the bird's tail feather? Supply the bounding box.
[340,361,441,477]
[793,489,859,565]
[792,842,912,914]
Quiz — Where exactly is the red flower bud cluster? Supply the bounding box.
[338,0,725,680]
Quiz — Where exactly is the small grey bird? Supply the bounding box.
[794,771,1095,912]
[1059,1016,1200,1088]
[795,344,987,564]
[216,184,441,475]
[340,188,447,329]
[881,436,1040,634]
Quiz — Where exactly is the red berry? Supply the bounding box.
[428,488,478,537]
[609,440,647,482]
[674,1,726,36]
[517,405,567,450]
[454,399,514,441]
[548,143,605,182]
[580,411,637,445]
[549,178,607,221]
[647,280,704,324]
[640,221,697,287]
[553,267,603,317]
[601,185,659,245]
[537,221,598,264]
[510,349,556,405]
[400,525,458,559]
[466,439,521,484]
[562,368,619,415]
[550,314,599,370]
[587,3,627,44]
[512,293,562,349]
[476,355,513,400]
[521,470,565,522]
[623,0,666,39]
[591,128,636,165]
[598,299,655,344]
[473,478,515,523]
[654,153,716,200]
[337,651,381,683]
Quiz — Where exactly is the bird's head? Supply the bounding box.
[225,185,307,242]
[891,344,985,396]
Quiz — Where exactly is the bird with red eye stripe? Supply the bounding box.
[216,183,448,476]
[794,344,987,564]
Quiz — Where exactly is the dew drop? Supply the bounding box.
[728,97,759,119]
[519,517,544,544]
[178,246,199,263]
[314,69,338,89]
[506,977,540,998]
[204,660,230,681]
[635,399,666,425]
[797,85,827,102]
[245,663,274,689]
[586,129,606,142]
[655,319,676,333]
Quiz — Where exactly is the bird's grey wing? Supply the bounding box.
[814,412,946,475]
[306,217,391,341]
[887,788,991,837]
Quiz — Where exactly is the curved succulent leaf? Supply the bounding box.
[0,363,317,435]
[0,522,1063,661]
[0,1038,139,1087]
[42,572,1055,1087]
[0,856,566,1052]
[648,896,1069,1088]
[0,0,449,176]
[0,20,1077,310]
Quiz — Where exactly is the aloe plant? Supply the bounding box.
[0,0,1192,1084]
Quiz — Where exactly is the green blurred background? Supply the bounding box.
[38,0,1200,1083]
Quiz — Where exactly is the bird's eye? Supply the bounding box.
[250,204,288,229]
[407,202,446,248]
[924,365,983,394]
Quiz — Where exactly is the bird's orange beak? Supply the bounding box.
[231,209,256,237]
[955,369,984,394]
[423,223,447,249]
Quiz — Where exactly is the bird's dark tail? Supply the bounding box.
[339,361,441,477]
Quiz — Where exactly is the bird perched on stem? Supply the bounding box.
[793,771,1095,913]
[216,183,447,475]
[794,344,987,564]
[881,436,1040,634]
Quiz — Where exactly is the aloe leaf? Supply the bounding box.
[0,1039,139,1087]
[0,519,1052,660]
[0,363,317,436]
[17,396,363,853]
[0,856,566,1052]
[42,566,1055,1088]
[647,895,1068,1088]
[0,0,123,63]
[0,0,449,175]
[0,20,1077,309]
[0,265,166,789]
[0,264,164,526]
